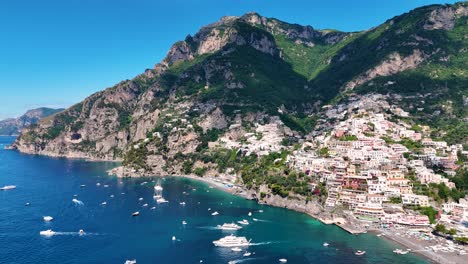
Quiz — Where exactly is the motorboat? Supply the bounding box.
[124,260,136,264]
[182,221,187,225]
[40,229,55,236]
[211,211,219,216]
[43,216,53,222]
[142,203,148,207]
[253,218,258,222]
[154,185,163,191]
[231,247,242,252]
[213,235,251,247]
[179,202,186,205]
[217,223,242,230]
[323,242,329,247]
[393,249,409,255]
[79,229,85,235]
[101,202,107,205]
[0,185,16,190]
[243,252,251,257]
[138,197,144,201]
[172,236,176,241]
[237,219,249,225]
[279,259,288,263]
[355,250,366,255]
[104,185,109,188]
[80,185,86,188]
[96,183,101,186]
[150,207,156,210]
[248,212,252,216]
[132,211,140,217]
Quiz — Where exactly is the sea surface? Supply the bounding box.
[0,136,427,264]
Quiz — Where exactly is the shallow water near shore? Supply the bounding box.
[0,136,428,263]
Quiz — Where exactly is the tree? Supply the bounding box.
[435,224,447,233]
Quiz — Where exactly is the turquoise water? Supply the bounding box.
[0,136,427,263]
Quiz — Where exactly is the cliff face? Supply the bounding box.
[0,108,64,136]
[13,3,468,170]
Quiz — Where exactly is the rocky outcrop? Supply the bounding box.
[424,4,467,30]
[345,49,427,90]
[0,107,63,136]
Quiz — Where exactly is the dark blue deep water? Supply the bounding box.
[0,136,427,264]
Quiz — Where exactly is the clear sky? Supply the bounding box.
[0,0,459,119]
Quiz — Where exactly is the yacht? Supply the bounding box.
[40,229,55,236]
[231,247,242,252]
[43,216,53,222]
[132,211,140,217]
[0,185,16,190]
[355,250,366,255]
[237,219,249,225]
[156,197,168,204]
[211,211,219,216]
[213,235,251,247]
[217,223,242,230]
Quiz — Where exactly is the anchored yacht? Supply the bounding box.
[213,235,251,247]
[217,223,242,230]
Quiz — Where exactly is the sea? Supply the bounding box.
[0,136,427,264]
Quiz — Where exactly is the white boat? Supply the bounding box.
[213,235,251,247]
[153,195,162,199]
[248,212,252,216]
[0,185,16,190]
[104,185,109,188]
[96,183,101,186]
[150,207,156,210]
[79,229,85,235]
[154,185,163,191]
[142,203,148,207]
[243,252,251,257]
[253,218,258,222]
[140,181,147,185]
[156,198,168,204]
[138,197,144,201]
[393,249,409,255]
[101,202,107,205]
[179,202,186,205]
[110,194,114,198]
[132,211,140,217]
[80,184,86,188]
[40,229,55,236]
[258,210,263,213]
[124,260,136,264]
[279,259,287,263]
[172,236,176,241]
[237,219,249,225]
[231,247,242,252]
[355,250,366,256]
[43,216,53,222]
[211,211,219,216]
[217,223,242,230]
[323,242,329,247]
[182,221,187,225]
[72,198,84,205]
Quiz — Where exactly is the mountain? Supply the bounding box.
[0,107,64,136]
[12,2,467,169]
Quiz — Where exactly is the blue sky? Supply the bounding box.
[0,0,459,119]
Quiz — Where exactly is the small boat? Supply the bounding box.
[253,218,258,222]
[243,252,251,257]
[248,212,252,216]
[96,183,101,186]
[172,236,176,241]
[138,197,144,201]
[153,195,162,199]
[323,242,329,247]
[208,208,211,211]
[211,211,219,216]
[80,184,86,188]
[25,202,30,206]
[140,181,147,185]
[150,207,156,210]
[110,194,114,198]
[0,185,16,190]
[182,220,187,225]
[104,185,109,188]
[258,210,263,213]
[142,203,148,207]
[355,250,366,256]
[43,216,54,222]
[132,211,140,217]
[237,219,249,225]
[124,260,136,264]
[72,198,84,205]
[154,185,163,191]
[79,229,85,235]
[40,229,55,236]
[217,223,242,230]
[279,259,287,263]
[179,202,186,205]
[231,247,242,252]
[101,202,107,205]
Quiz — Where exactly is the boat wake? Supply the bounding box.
[249,241,281,246]
[42,231,100,236]
[72,198,84,205]
[252,219,270,223]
